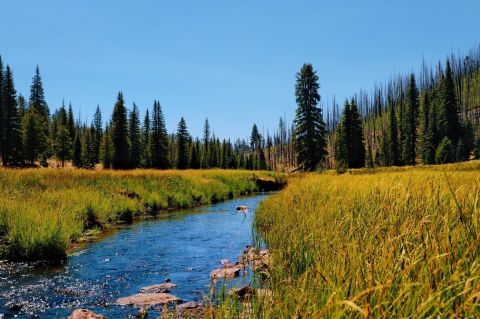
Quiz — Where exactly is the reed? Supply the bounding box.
[0,168,275,261]
[217,161,480,318]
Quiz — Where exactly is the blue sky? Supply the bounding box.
[1,1,479,139]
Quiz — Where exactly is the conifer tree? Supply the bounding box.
[54,125,72,167]
[82,126,96,168]
[1,66,23,166]
[176,117,190,169]
[67,103,75,140]
[110,92,130,169]
[438,60,460,144]
[93,105,102,163]
[129,103,142,168]
[420,93,436,164]
[202,118,210,168]
[401,74,419,165]
[151,101,169,169]
[142,109,152,168]
[29,66,49,157]
[17,94,27,120]
[0,57,4,164]
[101,124,113,169]
[22,108,46,165]
[293,64,327,171]
[190,138,200,169]
[435,136,454,164]
[72,130,83,167]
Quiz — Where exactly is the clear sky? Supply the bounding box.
[1,1,479,139]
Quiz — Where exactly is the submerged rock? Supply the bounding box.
[140,282,177,293]
[68,309,106,319]
[210,265,241,281]
[116,292,181,306]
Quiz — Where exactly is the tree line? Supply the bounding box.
[2,44,480,172]
[0,56,272,170]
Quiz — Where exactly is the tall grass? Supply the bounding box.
[219,161,480,318]
[0,169,273,261]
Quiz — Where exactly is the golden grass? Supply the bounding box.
[0,168,275,260]
[218,161,480,318]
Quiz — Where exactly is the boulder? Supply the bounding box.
[116,293,181,306]
[174,301,205,318]
[68,309,106,319]
[140,282,177,293]
[210,266,241,281]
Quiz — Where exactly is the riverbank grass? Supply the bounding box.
[0,169,278,261]
[224,161,480,318]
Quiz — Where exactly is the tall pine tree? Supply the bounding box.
[151,101,169,169]
[110,92,130,169]
[128,103,142,168]
[1,66,23,166]
[176,117,190,169]
[293,64,327,171]
[401,74,419,165]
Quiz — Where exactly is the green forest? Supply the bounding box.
[1,46,480,172]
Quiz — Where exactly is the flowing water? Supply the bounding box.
[0,193,269,318]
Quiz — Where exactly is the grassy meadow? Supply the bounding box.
[0,168,277,261]
[217,161,480,318]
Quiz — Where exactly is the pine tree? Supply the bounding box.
[334,119,348,168]
[0,57,4,165]
[101,124,113,169]
[82,126,96,168]
[110,92,130,169]
[22,108,46,165]
[190,139,200,169]
[1,66,23,166]
[293,64,327,171]
[93,105,102,163]
[142,109,152,168]
[67,103,75,140]
[54,125,72,167]
[347,100,365,168]
[438,60,461,144]
[151,101,170,169]
[29,66,49,157]
[176,117,190,169]
[72,130,83,167]
[435,136,454,164]
[401,74,419,165]
[420,93,434,164]
[202,118,210,168]
[17,94,27,120]
[129,103,142,168]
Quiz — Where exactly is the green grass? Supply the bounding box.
[216,161,480,318]
[0,168,276,261]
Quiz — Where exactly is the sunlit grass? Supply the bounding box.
[0,168,274,260]
[217,161,480,318]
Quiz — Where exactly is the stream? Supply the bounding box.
[0,193,269,318]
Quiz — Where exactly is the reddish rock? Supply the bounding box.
[68,309,106,319]
[116,293,181,306]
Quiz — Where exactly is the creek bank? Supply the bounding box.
[67,176,285,259]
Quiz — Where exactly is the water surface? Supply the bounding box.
[0,193,268,318]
